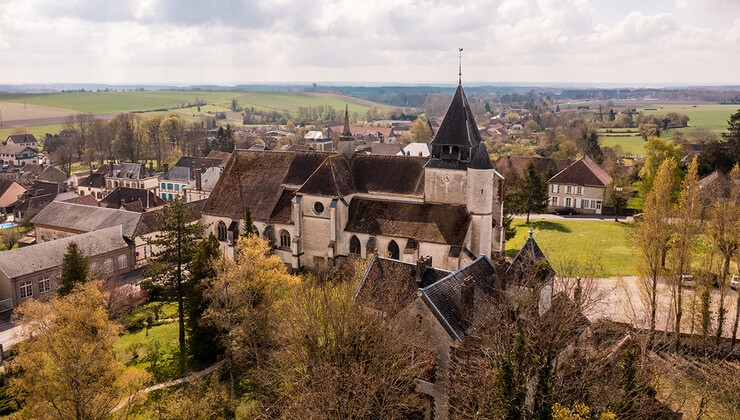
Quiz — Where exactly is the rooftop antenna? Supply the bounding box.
[458,47,463,85]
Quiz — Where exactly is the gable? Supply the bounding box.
[548,157,612,188]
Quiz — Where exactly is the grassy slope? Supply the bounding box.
[600,135,645,156]
[0,91,372,115]
[0,124,65,140]
[506,218,636,277]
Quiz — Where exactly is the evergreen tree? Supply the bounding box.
[145,196,205,353]
[58,242,89,296]
[242,204,255,238]
[511,160,549,224]
[186,233,222,362]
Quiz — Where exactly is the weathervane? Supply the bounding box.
[458,47,463,85]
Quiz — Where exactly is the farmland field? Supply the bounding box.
[0,123,65,140]
[0,91,373,116]
[599,132,645,156]
[635,104,739,131]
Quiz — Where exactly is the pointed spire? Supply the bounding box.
[528,225,534,238]
[458,47,463,85]
[342,104,352,137]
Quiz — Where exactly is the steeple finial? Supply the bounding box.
[342,104,351,137]
[458,47,463,85]
[528,225,534,238]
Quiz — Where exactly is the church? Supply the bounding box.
[201,83,505,271]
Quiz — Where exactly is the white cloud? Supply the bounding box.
[0,0,737,84]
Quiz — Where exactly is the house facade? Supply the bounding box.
[201,84,505,272]
[105,163,159,191]
[5,134,38,148]
[0,226,134,310]
[546,156,612,215]
[0,144,39,166]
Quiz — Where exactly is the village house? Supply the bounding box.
[105,162,159,191]
[201,84,505,272]
[99,186,165,211]
[31,200,204,267]
[547,156,613,215]
[0,179,26,214]
[304,130,333,151]
[354,231,555,419]
[157,156,225,201]
[185,166,222,202]
[493,155,573,181]
[77,173,107,199]
[13,181,67,222]
[0,144,39,167]
[4,134,38,148]
[327,125,397,143]
[0,226,134,311]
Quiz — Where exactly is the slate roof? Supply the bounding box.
[420,256,498,341]
[548,156,612,188]
[354,255,450,315]
[345,198,470,246]
[173,156,225,170]
[99,186,165,210]
[356,143,404,156]
[6,134,37,145]
[0,144,37,156]
[506,233,556,286]
[79,173,106,188]
[0,226,130,279]
[493,156,573,180]
[62,194,99,206]
[398,143,431,157]
[297,155,354,197]
[185,166,223,192]
[206,150,232,161]
[469,143,494,170]
[107,162,156,179]
[20,163,44,175]
[430,84,484,148]
[37,166,68,184]
[31,201,143,238]
[350,154,427,197]
[159,166,192,183]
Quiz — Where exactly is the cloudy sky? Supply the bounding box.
[1,0,739,86]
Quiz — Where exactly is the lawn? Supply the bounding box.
[599,134,645,156]
[506,218,636,277]
[114,322,179,369]
[0,91,374,116]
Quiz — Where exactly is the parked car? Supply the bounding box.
[681,273,696,288]
[731,274,740,290]
[554,207,578,215]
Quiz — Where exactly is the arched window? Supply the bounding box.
[388,240,400,260]
[217,221,227,241]
[279,230,291,248]
[349,235,361,256]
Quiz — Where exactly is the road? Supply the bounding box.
[571,275,740,339]
[515,213,634,222]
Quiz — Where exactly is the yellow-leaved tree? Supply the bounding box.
[10,282,149,419]
[635,158,676,348]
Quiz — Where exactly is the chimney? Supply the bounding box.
[460,276,475,330]
[415,255,432,285]
[506,155,511,166]
[194,168,202,191]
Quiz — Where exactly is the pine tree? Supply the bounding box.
[58,242,89,296]
[512,160,549,224]
[145,196,205,354]
[242,204,255,238]
[185,233,222,362]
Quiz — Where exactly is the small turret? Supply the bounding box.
[338,105,355,158]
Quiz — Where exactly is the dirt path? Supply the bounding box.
[113,360,226,413]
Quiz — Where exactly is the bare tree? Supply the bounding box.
[0,228,22,250]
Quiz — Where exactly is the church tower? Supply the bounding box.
[423,82,499,258]
[337,105,355,158]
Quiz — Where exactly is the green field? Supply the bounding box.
[599,134,645,156]
[635,104,739,131]
[0,91,372,116]
[0,124,65,140]
[506,218,636,277]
